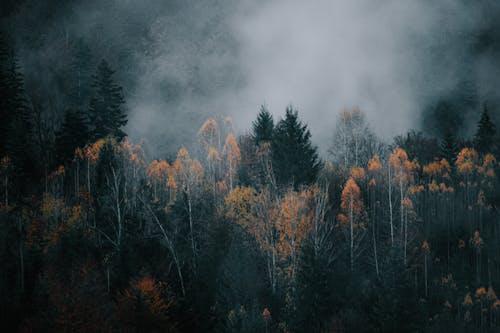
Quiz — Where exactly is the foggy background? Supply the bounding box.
[2,0,500,156]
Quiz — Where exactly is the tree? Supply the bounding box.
[252,105,274,146]
[474,105,496,154]
[338,177,366,271]
[55,109,90,163]
[222,132,241,191]
[116,276,177,332]
[330,108,380,169]
[272,106,320,188]
[3,53,36,182]
[393,130,439,164]
[440,131,459,163]
[88,60,127,140]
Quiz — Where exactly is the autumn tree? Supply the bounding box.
[388,147,419,262]
[116,275,177,332]
[173,147,204,272]
[222,132,241,191]
[330,108,380,169]
[338,177,366,271]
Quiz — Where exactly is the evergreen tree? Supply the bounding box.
[272,105,320,187]
[2,51,35,179]
[0,32,11,154]
[69,40,93,109]
[55,109,90,163]
[473,105,496,154]
[251,105,274,145]
[88,60,127,141]
[440,131,459,163]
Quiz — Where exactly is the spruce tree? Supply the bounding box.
[272,105,320,187]
[0,32,10,153]
[473,105,496,154]
[251,105,274,145]
[88,60,127,141]
[55,109,90,163]
[69,40,93,109]
[440,131,458,163]
[2,52,34,178]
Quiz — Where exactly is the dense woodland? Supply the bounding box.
[2,14,500,332]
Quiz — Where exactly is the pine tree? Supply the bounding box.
[473,105,496,154]
[272,106,320,187]
[0,32,11,153]
[88,60,127,141]
[55,109,90,163]
[251,105,274,145]
[3,52,34,178]
[440,131,458,163]
[69,40,93,109]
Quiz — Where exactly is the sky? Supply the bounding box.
[3,0,500,156]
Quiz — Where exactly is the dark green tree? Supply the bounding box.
[473,105,496,154]
[272,105,320,188]
[3,53,35,179]
[251,105,274,146]
[69,40,94,109]
[55,109,90,163]
[393,130,439,164]
[88,60,127,141]
[0,32,11,154]
[440,131,459,163]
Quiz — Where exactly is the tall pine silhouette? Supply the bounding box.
[473,105,496,154]
[88,60,127,141]
[251,105,274,146]
[55,109,90,163]
[272,105,320,187]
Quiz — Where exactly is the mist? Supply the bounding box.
[3,0,500,156]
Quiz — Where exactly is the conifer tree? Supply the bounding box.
[272,105,320,187]
[88,60,127,141]
[55,109,90,163]
[251,105,274,146]
[473,105,496,154]
[2,52,35,178]
[440,131,458,163]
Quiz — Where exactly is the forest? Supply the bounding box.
[3,1,500,332]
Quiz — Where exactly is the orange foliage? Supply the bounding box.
[85,139,106,163]
[367,155,382,172]
[350,166,365,180]
[456,148,478,175]
[198,119,220,149]
[338,177,366,230]
[222,132,241,162]
[422,240,430,252]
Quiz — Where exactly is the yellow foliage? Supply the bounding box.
[222,132,241,162]
[225,187,255,225]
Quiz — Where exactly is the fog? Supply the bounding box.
[4,0,500,156]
